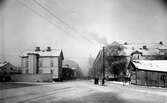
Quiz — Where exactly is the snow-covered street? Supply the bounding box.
[0,80,167,103]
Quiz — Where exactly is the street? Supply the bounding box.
[0,80,167,103]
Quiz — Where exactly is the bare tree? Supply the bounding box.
[105,41,128,79]
[87,55,95,78]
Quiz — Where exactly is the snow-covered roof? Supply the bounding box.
[123,43,167,49]
[0,62,7,67]
[21,49,63,57]
[123,43,167,56]
[105,42,167,56]
[132,60,167,72]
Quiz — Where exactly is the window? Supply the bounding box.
[10,68,13,70]
[50,60,54,67]
[51,69,53,74]
[26,60,28,67]
[39,69,43,74]
[132,54,141,60]
[138,55,140,59]
[39,60,43,67]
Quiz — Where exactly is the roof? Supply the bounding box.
[63,60,79,69]
[132,60,167,72]
[0,62,8,68]
[123,43,167,49]
[105,42,167,56]
[123,43,167,56]
[21,49,63,58]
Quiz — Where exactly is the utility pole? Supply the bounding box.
[102,46,105,86]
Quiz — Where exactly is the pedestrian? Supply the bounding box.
[102,77,105,86]
[94,77,98,84]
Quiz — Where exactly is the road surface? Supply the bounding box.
[0,80,167,103]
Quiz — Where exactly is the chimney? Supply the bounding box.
[35,47,40,52]
[143,45,147,50]
[46,46,51,51]
[159,41,163,45]
[124,42,128,45]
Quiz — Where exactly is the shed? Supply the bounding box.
[0,62,17,81]
[130,60,167,88]
[0,62,17,74]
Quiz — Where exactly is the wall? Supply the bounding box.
[62,67,75,80]
[21,57,28,73]
[21,56,60,78]
[39,57,59,79]
[133,70,167,88]
[11,74,53,82]
[28,54,38,74]
[58,57,63,79]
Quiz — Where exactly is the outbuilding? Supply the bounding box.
[0,62,17,81]
[129,60,167,88]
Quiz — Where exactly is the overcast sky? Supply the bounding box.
[0,0,167,75]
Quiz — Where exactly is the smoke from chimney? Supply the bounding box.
[88,32,108,45]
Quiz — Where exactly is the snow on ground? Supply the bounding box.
[0,80,167,103]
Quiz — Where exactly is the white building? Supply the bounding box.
[21,47,64,79]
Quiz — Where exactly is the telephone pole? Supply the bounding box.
[102,46,105,85]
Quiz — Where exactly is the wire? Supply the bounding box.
[32,0,97,44]
[16,0,77,39]
[17,0,100,50]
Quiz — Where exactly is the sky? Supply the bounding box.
[0,0,167,75]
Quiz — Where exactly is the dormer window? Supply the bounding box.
[131,50,142,60]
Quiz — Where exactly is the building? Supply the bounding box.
[0,62,17,74]
[63,60,82,78]
[21,47,64,80]
[0,62,17,81]
[62,64,75,80]
[92,41,167,82]
[123,41,167,60]
[129,60,167,88]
